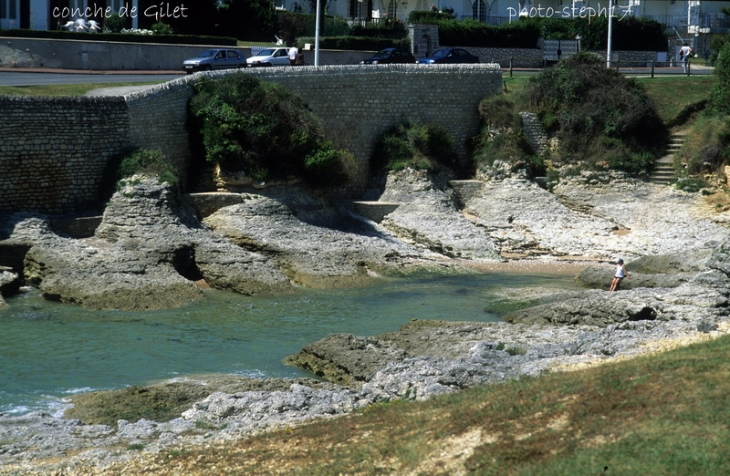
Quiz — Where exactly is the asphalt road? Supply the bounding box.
[0,70,184,87]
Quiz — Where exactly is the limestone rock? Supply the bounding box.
[203,191,440,288]
[284,333,409,387]
[375,168,501,260]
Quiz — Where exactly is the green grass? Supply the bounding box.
[0,82,164,97]
[637,75,716,124]
[500,73,716,126]
[154,333,730,475]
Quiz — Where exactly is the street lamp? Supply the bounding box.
[606,0,615,68]
[315,0,321,66]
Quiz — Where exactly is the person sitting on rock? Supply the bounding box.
[609,259,630,291]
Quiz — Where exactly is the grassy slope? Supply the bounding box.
[91,332,730,475]
[502,73,716,126]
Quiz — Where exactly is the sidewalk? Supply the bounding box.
[0,66,183,75]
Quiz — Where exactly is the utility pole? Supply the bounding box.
[315,0,321,66]
[606,0,614,68]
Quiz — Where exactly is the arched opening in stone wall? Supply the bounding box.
[421,33,433,56]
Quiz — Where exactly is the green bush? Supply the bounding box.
[118,149,177,186]
[437,20,541,48]
[189,73,351,187]
[708,42,730,116]
[526,51,667,174]
[675,177,712,193]
[408,10,455,24]
[372,122,458,173]
[298,36,410,51]
[151,22,174,35]
[303,144,354,187]
[676,115,730,176]
[472,95,546,177]
[104,13,126,33]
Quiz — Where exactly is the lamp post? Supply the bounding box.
[314,0,321,66]
[606,0,614,68]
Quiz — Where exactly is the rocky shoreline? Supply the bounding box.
[1,169,730,474]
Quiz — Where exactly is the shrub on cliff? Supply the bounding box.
[371,122,458,173]
[708,42,730,116]
[189,73,351,187]
[675,115,730,178]
[117,148,177,187]
[472,96,545,177]
[526,51,668,175]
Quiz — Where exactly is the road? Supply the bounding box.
[0,70,184,87]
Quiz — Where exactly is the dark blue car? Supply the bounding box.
[360,47,416,65]
[417,48,480,65]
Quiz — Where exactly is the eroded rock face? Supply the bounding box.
[6,177,291,310]
[375,168,501,260]
[202,190,444,288]
[0,267,18,308]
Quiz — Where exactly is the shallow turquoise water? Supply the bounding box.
[0,272,576,415]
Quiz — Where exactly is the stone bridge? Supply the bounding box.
[0,64,502,214]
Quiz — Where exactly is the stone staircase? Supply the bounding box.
[649,131,686,185]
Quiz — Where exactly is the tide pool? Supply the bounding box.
[0,271,578,415]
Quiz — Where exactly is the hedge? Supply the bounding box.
[298,36,410,51]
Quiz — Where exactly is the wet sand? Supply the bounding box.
[456,258,602,277]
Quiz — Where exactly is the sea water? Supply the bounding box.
[0,271,577,415]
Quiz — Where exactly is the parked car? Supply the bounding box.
[182,49,247,73]
[246,47,291,67]
[417,48,480,65]
[360,47,416,65]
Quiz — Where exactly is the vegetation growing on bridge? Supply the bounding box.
[189,73,352,187]
[371,122,459,174]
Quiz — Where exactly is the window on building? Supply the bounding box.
[387,0,397,19]
[0,0,17,20]
[473,0,486,22]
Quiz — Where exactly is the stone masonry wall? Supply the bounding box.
[0,95,130,214]
[239,64,502,187]
[125,81,196,186]
[0,64,501,214]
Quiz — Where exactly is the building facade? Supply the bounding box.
[3,1,729,36]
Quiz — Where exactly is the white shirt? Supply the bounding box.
[289,47,298,60]
[679,45,692,60]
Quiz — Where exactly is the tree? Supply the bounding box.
[219,0,277,41]
[144,0,219,35]
[709,42,730,116]
[306,0,331,35]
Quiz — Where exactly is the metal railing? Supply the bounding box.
[498,57,713,78]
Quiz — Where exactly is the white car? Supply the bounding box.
[182,49,247,73]
[246,48,291,67]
